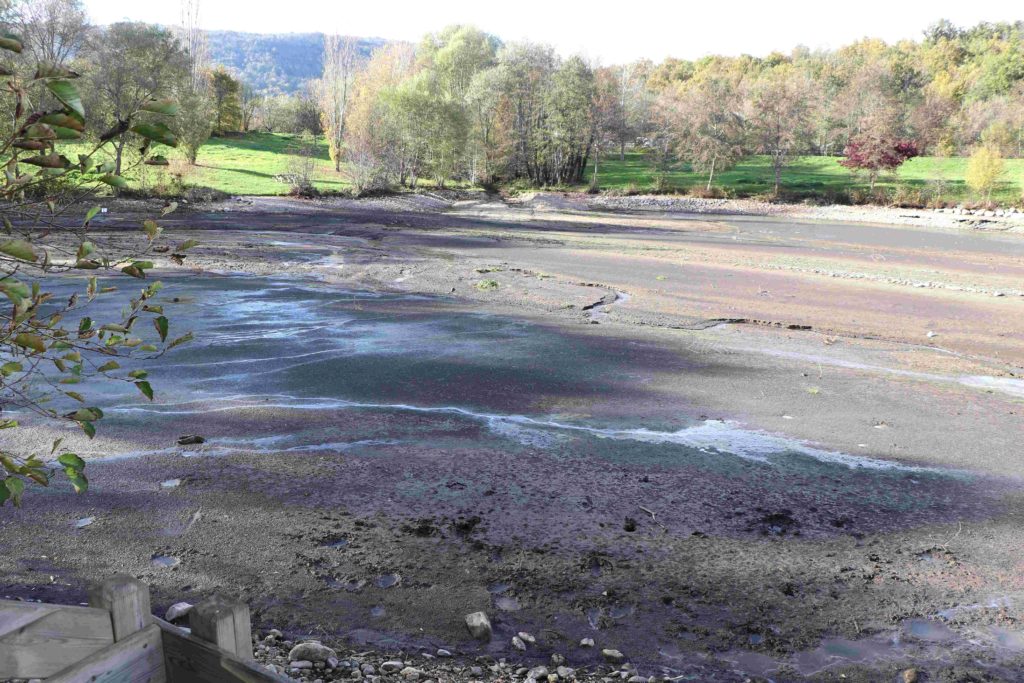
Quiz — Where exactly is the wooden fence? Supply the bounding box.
[0,575,289,682]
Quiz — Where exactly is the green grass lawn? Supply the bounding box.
[590,152,1024,205]
[64,133,1024,204]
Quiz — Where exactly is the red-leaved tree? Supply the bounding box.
[839,137,919,190]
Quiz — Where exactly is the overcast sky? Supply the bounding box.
[81,0,1020,63]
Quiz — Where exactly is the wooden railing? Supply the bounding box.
[0,575,288,682]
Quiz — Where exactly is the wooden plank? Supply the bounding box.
[158,619,290,683]
[189,595,252,659]
[0,600,61,637]
[89,574,152,641]
[0,602,115,679]
[47,623,167,683]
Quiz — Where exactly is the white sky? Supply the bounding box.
[82,0,1020,63]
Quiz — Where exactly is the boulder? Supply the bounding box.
[464,611,492,641]
[288,641,337,663]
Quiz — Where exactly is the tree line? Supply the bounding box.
[3,2,1023,200]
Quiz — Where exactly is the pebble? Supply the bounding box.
[528,665,549,680]
[160,479,181,489]
[74,517,95,529]
[517,631,536,644]
[436,649,452,658]
[289,641,338,663]
[602,649,625,664]
[291,660,313,670]
[512,636,527,651]
[381,661,404,673]
[464,611,492,641]
[902,670,919,683]
[550,653,565,666]
[557,666,576,679]
[399,666,421,680]
[580,638,595,648]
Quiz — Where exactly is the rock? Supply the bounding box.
[326,657,339,669]
[400,667,422,680]
[75,516,95,528]
[288,641,337,663]
[265,629,283,640]
[512,636,527,651]
[161,479,182,489]
[436,649,452,657]
[902,670,919,683]
[164,601,193,623]
[557,666,576,679]
[177,434,205,446]
[528,666,549,680]
[602,649,625,664]
[381,661,404,673]
[291,660,313,670]
[579,638,595,648]
[469,666,484,676]
[361,663,376,675]
[464,611,492,641]
[517,631,536,644]
[550,653,565,666]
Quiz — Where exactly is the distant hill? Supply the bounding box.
[205,31,389,95]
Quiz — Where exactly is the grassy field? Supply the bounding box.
[590,153,1024,205]
[69,132,1024,204]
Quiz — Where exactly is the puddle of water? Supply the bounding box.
[151,554,180,569]
[375,574,400,589]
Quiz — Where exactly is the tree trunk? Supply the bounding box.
[774,161,782,194]
[706,155,717,192]
[619,140,625,162]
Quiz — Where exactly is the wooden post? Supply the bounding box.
[89,575,152,642]
[189,595,252,660]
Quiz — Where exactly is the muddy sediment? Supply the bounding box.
[2,194,1024,681]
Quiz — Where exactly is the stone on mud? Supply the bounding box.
[602,648,625,664]
[164,601,193,623]
[288,641,337,663]
[464,611,492,641]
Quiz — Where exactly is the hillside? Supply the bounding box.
[205,30,388,94]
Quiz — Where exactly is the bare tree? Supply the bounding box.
[317,35,358,172]
[240,83,261,132]
[178,0,208,92]
[12,0,87,66]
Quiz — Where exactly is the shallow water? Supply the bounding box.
[31,273,1002,543]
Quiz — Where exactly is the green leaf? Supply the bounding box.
[0,480,8,506]
[0,33,23,53]
[58,452,85,471]
[178,239,200,252]
[167,332,193,350]
[80,421,95,438]
[161,202,178,216]
[1,361,23,375]
[130,122,177,147]
[142,220,161,240]
[51,126,82,140]
[0,239,37,262]
[128,369,148,379]
[67,472,88,494]
[141,98,180,115]
[22,123,56,140]
[46,80,84,118]
[13,333,45,353]
[153,316,169,342]
[66,407,103,422]
[98,173,128,189]
[40,112,85,132]
[5,476,24,506]
[135,381,154,401]
[84,206,101,224]
[97,360,120,372]
[65,391,84,402]
[121,265,144,278]
[34,63,80,79]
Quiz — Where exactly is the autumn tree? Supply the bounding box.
[317,35,358,172]
[966,145,1005,201]
[746,67,817,193]
[83,22,190,174]
[663,77,746,190]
